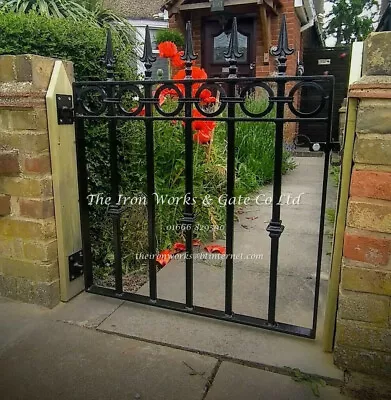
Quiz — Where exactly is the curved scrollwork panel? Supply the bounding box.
[116,85,144,116]
[288,81,326,118]
[239,83,275,118]
[78,86,108,116]
[154,84,185,117]
[194,83,227,117]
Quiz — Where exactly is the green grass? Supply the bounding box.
[330,165,341,187]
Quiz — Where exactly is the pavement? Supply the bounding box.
[0,295,351,400]
[1,157,351,399]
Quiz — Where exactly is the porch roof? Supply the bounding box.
[162,0,281,13]
[104,0,165,19]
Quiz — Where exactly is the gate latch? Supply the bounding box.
[56,94,74,125]
[69,250,83,281]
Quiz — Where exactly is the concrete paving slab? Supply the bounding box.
[49,291,123,328]
[0,320,217,400]
[137,257,327,326]
[232,230,330,275]
[0,297,49,356]
[98,302,343,381]
[205,362,348,400]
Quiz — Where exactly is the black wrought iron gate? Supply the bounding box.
[68,16,338,339]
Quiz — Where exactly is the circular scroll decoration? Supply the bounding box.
[194,83,227,117]
[294,133,311,148]
[117,85,144,116]
[239,83,274,118]
[288,81,326,117]
[154,84,184,117]
[78,86,107,116]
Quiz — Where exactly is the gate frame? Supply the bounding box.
[69,15,339,339]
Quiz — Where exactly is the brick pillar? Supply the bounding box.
[0,55,60,308]
[334,32,391,398]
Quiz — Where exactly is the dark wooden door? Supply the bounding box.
[202,17,256,78]
[299,47,350,144]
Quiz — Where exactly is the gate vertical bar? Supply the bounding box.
[104,30,123,294]
[267,15,294,324]
[267,80,285,324]
[74,118,93,288]
[141,26,158,300]
[225,80,235,315]
[311,78,334,337]
[224,17,242,316]
[181,22,197,309]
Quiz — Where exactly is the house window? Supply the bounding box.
[213,31,248,63]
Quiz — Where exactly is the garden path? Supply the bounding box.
[138,156,336,330]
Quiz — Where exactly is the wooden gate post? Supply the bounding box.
[46,61,84,301]
[323,42,364,351]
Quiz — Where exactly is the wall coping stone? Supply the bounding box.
[349,76,391,99]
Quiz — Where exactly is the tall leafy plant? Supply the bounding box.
[0,0,135,45]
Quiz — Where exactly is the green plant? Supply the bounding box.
[0,0,135,45]
[326,208,336,226]
[0,11,136,79]
[330,165,341,187]
[285,367,327,397]
[155,29,185,48]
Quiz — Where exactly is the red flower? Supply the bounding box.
[205,245,226,254]
[173,67,208,97]
[192,119,215,132]
[200,89,212,101]
[156,249,172,267]
[192,113,216,133]
[192,67,208,80]
[158,41,178,58]
[202,96,216,105]
[173,242,186,253]
[173,67,207,81]
[171,51,185,68]
[130,107,145,116]
[193,129,213,144]
[158,87,178,105]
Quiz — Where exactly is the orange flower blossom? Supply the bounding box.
[158,41,178,58]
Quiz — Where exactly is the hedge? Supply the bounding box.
[0,11,136,80]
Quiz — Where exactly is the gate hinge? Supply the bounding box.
[69,250,83,281]
[56,94,74,125]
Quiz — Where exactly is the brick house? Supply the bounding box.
[161,0,325,77]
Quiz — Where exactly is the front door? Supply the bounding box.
[202,16,256,78]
